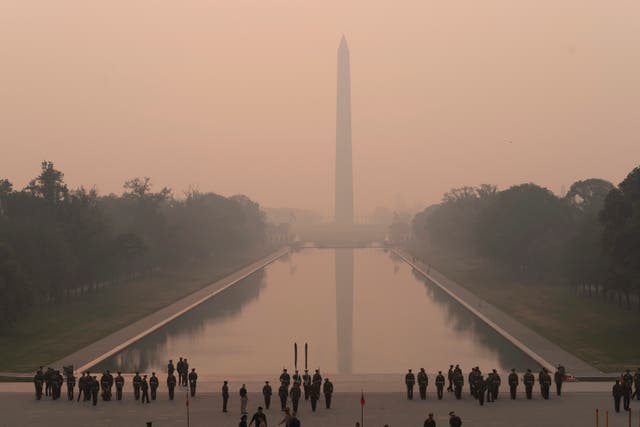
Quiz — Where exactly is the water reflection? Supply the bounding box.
[335,248,354,373]
[93,249,537,375]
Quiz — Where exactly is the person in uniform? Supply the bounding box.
[76,372,85,402]
[491,369,501,401]
[634,368,640,401]
[133,372,142,400]
[485,372,494,403]
[188,368,198,397]
[91,376,99,406]
[51,370,61,400]
[448,411,462,427]
[115,372,125,401]
[167,360,175,376]
[622,378,632,411]
[278,382,288,411]
[167,372,176,400]
[554,366,564,396]
[290,382,301,413]
[239,383,248,414]
[323,378,334,409]
[248,407,267,427]
[34,368,44,400]
[417,368,428,400]
[523,369,535,400]
[149,372,159,400]
[177,358,184,387]
[66,371,75,401]
[310,381,320,412]
[44,367,53,397]
[239,414,248,427]
[221,381,229,412]
[280,369,291,388]
[100,371,110,401]
[477,375,486,406]
[613,379,623,412]
[302,369,311,400]
[453,369,464,400]
[312,369,322,389]
[292,370,301,386]
[508,369,518,399]
[435,371,445,400]
[405,369,416,400]
[183,359,190,387]
[539,368,551,400]
[468,368,477,398]
[424,413,436,427]
[140,375,150,403]
[262,381,272,410]
[447,365,454,392]
[83,372,92,402]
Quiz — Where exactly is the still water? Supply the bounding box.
[92,248,537,375]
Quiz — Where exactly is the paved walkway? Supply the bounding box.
[1,390,633,427]
[393,249,602,378]
[46,248,289,374]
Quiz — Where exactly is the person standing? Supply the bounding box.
[539,368,551,400]
[149,372,159,400]
[490,369,500,401]
[448,411,462,427]
[634,368,640,401]
[167,359,175,376]
[83,372,92,402]
[100,371,110,401]
[115,372,125,401]
[66,371,75,401]
[263,381,272,410]
[424,413,436,427]
[183,359,190,387]
[278,383,288,411]
[453,369,464,400]
[280,369,291,388]
[554,367,564,396]
[302,369,311,400]
[405,369,416,400]
[508,369,518,399]
[221,381,230,412]
[133,372,142,401]
[91,376,99,406]
[249,407,267,427]
[622,379,632,411]
[240,384,249,415]
[177,358,184,387]
[140,375,150,404]
[290,382,301,413]
[523,369,535,400]
[417,368,428,400]
[292,370,301,387]
[447,365,454,392]
[167,372,176,401]
[312,369,322,389]
[613,380,623,413]
[435,371,445,400]
[188,368,198,397]
[323,378,334,409]
[76,372,85,402]
[34,368,44,401]
[310,381,320,412]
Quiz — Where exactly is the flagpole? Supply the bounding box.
[186,391,190,427]
[361,389,364,427]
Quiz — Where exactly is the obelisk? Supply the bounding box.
[335,36,354,225]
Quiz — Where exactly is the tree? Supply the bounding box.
[26,161,68,205]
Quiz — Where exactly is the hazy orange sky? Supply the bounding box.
[1,0,639,219]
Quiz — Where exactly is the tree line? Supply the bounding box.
[0,161,268,326]
[410,165,640,311]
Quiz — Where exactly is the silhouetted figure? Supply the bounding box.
[290,383,301,413]
[115,372,124,401]
[508,369,518,399]
[405,369,416,400]
[140,375,150,404]
[66,372,75,401]
[91,376,99,406]
[188,368,198,397]
[133,372,142,400]
[424,413,436,427]
[240,384,248,414]
[302,369,311,400]
[417,368,428,400]
[448,411,462,427]
[323,378,334,409]
[613,380,622,412]
[278,383,288,411]
[167,372,176,400]
[262,381,272,410]
[222,381,229,412]
[34,368,44,400]
[523,369,535,400]
[150,372,159,400]
[435,371,445,400]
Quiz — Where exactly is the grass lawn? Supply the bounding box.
[417,249,640,373]
[0,248,276,373]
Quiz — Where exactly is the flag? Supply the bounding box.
[360,391,365,406]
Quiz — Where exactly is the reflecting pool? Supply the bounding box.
[92,248,537,375]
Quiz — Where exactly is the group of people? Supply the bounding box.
[33,356,199,406]
[404,364,567,404]
[612,368,640,412]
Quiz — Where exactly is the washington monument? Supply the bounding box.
[335,35,354,225]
